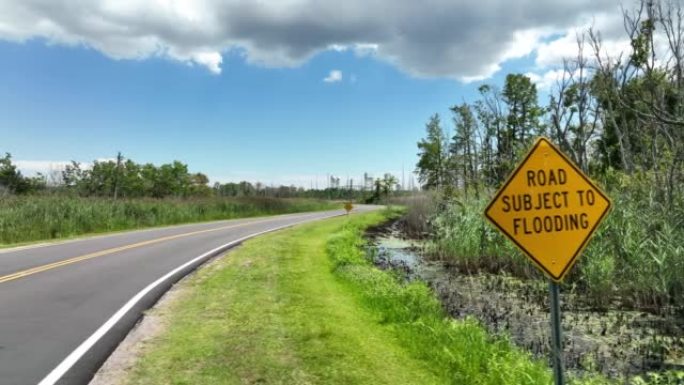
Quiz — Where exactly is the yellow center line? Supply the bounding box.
[0,217,281,284]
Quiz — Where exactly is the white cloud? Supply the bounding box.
[523,10,650,92]
[525,69,573,91]
[191,51,223,74]
[328,44,348,52]
[323,69,343,83]
[94,158,117,163]
[0,0,625,80]
[14,160,78,179]
[532,11,632,70]
[503,27,555,62]
[14,158,123,178]
[211,172,336,188]
[353,43,379,57]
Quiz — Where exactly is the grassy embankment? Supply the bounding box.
[124,210,551,385]
[0,196,338,245]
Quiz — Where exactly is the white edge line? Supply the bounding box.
[38,213,342,385]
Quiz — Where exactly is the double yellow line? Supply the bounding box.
[0,218,274,284]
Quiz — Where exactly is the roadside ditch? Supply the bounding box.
[365,218,684,381]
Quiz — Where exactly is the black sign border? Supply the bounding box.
[484,137,612,282]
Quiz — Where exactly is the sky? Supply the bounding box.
[0,0,632,187]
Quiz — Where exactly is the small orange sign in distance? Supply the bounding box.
[344,202,353,214]
[485,137,611,282]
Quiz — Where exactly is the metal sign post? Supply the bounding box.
[549,280,564,385]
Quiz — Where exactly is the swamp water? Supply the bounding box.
[365,220,684,380]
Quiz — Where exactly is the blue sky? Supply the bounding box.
[0,1,626,187]
[0,40,513,186]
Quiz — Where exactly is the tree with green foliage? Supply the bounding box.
[381,173,398,197]
[120,160,144,198]
[0,153,45,194]
[0,153,27,194]
[61,161,86,190]
[188,173,212,196]
[474,85,506,186]
[450,103,479,198]
[60,156,211,199]
[502,74,545,157]
[416,114,450,190]
[587,0,684,207]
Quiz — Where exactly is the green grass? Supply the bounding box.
[0,196,338,245]
[328,211,551,385]
[125,210,553,385]
[126,212,443,385]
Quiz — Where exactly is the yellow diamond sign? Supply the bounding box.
[485,137,611,282]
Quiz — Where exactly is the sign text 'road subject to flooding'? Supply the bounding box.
[485,137,611,282]
[500,168,604,235]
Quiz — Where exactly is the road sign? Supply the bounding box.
[344,202,353,214]
[484,137,611,282]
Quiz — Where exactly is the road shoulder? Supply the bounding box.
[97,211,442,385]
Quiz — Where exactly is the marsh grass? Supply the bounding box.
[370,209,684,384]
[390,193,437,237]
[0,196,337,244]
[422,186,684,311]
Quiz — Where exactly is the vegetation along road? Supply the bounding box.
[0,208,378,385]
[100,210,551,385]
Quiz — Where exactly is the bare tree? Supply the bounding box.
[548,32,601,171]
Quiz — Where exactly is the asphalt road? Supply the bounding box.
[0,207,376,385]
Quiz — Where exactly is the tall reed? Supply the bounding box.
[0,196,336,244]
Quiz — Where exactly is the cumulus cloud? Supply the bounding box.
[323,69,342,83]
[524,8,669,91]
[11,160,70,185]
[191,51,223,74]
[14,159,120,177]
[534,12,629,69]
[0,0,624,80]
[14,160,75,178]
[525,69,573,91]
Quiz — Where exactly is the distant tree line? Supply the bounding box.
[0,153,225,198]
[214,173,401,202]
[59,156,212,198]
[0,152,403,201]
[416,0,684,211]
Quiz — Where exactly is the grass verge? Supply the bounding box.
[125,211,442,384]
[328,211,552,385]
[124,210,556,385]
